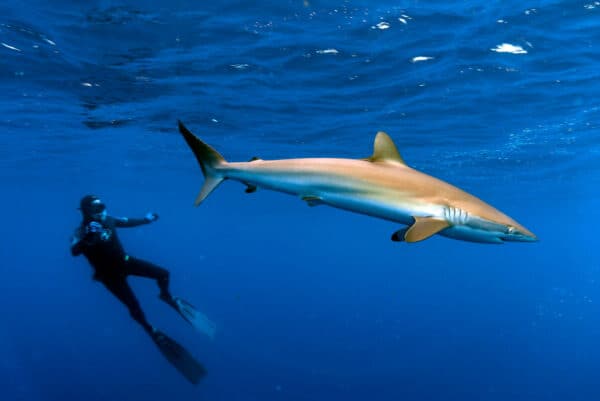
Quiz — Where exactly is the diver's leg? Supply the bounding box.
[124,257,171,299]
[102,277,153,334]
[123,258,215,338]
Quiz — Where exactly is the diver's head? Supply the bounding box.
[79,194,107,222]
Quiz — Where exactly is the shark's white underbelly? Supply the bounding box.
[226,168,444,226]
[227,167,507,243]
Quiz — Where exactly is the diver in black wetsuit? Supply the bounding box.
[70,194,214,384]
[71,194,173,333]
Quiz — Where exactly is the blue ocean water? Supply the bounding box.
[1,0,599,400]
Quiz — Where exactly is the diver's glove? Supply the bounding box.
[144,212,159,223]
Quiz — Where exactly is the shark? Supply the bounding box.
[177,121,536,244]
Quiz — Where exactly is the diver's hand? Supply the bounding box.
[86,221,104,233]
[83,221,108,243]
[144,212,159,223]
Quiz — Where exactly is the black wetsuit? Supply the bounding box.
[71,215,170,333]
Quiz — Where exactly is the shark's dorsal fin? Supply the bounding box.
[367,132,407,165]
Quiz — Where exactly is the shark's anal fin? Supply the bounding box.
[301,195,324,207]
[244,158,261,194]
[404,217,450,243]
[391,228,408,242]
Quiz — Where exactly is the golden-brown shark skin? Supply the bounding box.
[224,158,534,238]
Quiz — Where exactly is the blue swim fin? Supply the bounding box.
[162,294,217,339]
[175,297,217,339]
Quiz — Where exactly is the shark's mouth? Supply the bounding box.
[439,226,505,244]
[438,218,537,243]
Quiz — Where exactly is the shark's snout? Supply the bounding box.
[502,226,538,242]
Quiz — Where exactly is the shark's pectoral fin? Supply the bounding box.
[404,217,450,242]
[301,195,324,207]
[391,228,408,242]
[244,184,257,193]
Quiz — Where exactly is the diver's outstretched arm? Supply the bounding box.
[112,213,159,228]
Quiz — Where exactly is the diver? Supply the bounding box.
[70,194,215,384]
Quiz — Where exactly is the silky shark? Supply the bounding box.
[177,121,536,244]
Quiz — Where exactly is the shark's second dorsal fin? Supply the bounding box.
[367,131,406,165]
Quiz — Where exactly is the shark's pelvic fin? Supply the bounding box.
[245,184,257,193]
[302,195,324,207]
[367,132,407,165]
[178,120,227,206]
[404,217,450,242]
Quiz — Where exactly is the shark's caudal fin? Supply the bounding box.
[178,121,227,206]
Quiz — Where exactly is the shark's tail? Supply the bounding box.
[178,120,227,206]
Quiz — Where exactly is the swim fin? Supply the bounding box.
[150,328,207,385]
[161,294,217,339]
[173,297,217,339]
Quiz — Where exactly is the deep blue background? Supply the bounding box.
[1,1,599,400]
